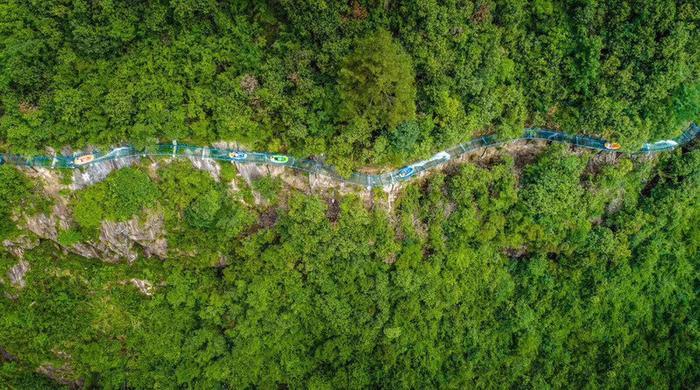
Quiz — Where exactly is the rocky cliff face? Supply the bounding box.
[71,156,141,190]
[2,236,38,260]
[12,150,387,263]
[235,162,282,184]
[24,210,167,264]
[37,362,83,388]
[7,260,30,289]
[125,278,155,296]
[14,165,168,263]
[25,203,72,240]
[184,150,221,181]
[96,214,167,263]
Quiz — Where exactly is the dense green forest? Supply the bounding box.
[1,1,699,388]
[1,143,698,387]
[1,1,699,171]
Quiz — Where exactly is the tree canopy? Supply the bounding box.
[0,1,698,387]
[72,168,159,231]
[333,29,417,170]
[0,1,697,170]
[1,145,698,387]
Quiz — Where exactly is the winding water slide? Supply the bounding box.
[1,124,698,189]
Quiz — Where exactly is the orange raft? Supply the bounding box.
[74,154,95,165]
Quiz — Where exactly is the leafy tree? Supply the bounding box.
[0,166,32,238]
[2,147,699,387]
[0,1,697,166]
[156,161,254,260]
[0,2,698,387]
[334,29,416,161]
[185,189,221,229]
[516,146,590,253]
[0,165,51,239]
[106,169,159,220]
[388,121,421,160]
[72,167,158,230]
[251,175,282,205]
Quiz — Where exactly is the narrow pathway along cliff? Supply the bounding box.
[1,124,698,189]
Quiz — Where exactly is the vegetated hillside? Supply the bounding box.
[1,145,698,388]
[1,1,699,171]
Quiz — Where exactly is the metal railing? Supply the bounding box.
[1,123,697,188]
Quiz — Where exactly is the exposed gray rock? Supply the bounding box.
[382,184,402,211]
[71,156,140,190]
[308,172,373,204]
[95,213,167,263]
[0,346,17,362]
[229,175,241,193]
[54,203,74,232]
[25,207,167,263]
[70,243,102,259]
[7,260,30,289]
[240,74,259,94]
[37,362,83,388]
[147,160,160,177]
[24,203,72,242]
[606,194,625,215]
[184,148,221,181]
[23,167,67,197]
[2,236,39,259]
[309,172,342,192]
[235,163,283,185]
[126,278,154,296]
[26,212,58,241]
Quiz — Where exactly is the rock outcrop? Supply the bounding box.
[23,167,66,197]
[37,362,83,388]
[25,210,167,263]
[7,260,30,289]
[96,214,167,263]
[0,347,17,362]
[184,149,221,181]
[235,162,285,185]
[125,278,155,296]
[17,162,168,263]
[71,156,141,190]
[2,236,39,259]
[25,203,72,241]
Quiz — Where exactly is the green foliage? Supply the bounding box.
[157,161,215,218]
[0,166,51,239]
[219,162,238,183]
[388,121,422,161]
[337,29,416,141]
[72,167,158,230]
[157,161,254,261]
[185,189,221,229]
[72,186,107,230]
[57,229,84,246]
[0,1,697,168]
[251,175,282,204]
[107,169,159,220]
[0,361,58,389]
[2,147,698,387]
[0,1,698,387]
[517,146,590,253]
[0,166,30,239]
